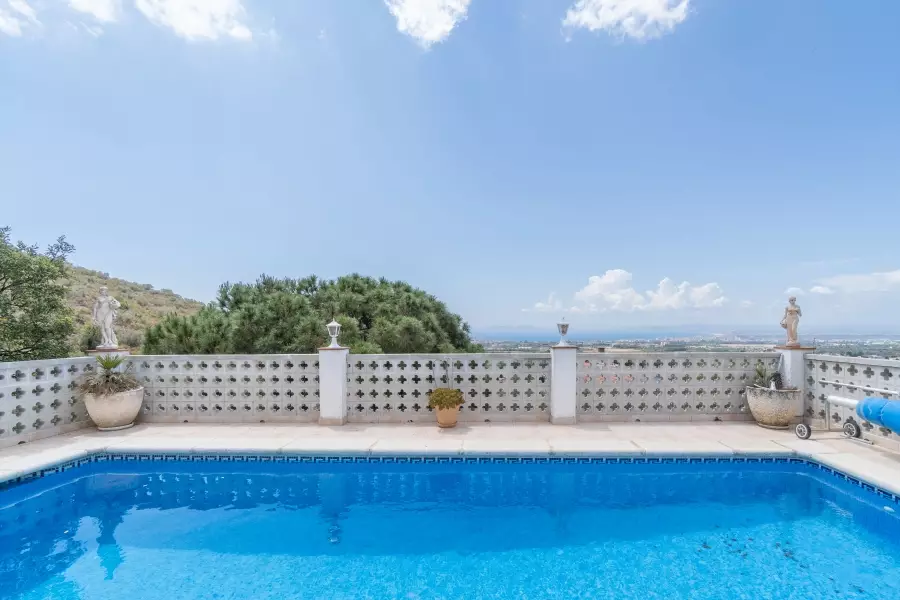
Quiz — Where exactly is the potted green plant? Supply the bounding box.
[745,363,801,429]
[78,355,144,431]
[428,388,464,428]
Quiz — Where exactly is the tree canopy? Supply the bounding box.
[0,227,75,361]
[143,274,482,355]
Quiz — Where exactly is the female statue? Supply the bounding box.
[780,296,802,347]
[92,287,121,349]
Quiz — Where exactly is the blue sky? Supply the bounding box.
[3,0,899,334]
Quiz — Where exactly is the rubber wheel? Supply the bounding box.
[795,423,812,439]
[842,421,861,438]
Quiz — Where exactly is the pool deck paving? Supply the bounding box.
[2,422,900,496]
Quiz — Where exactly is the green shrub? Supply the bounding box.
[78,324,101,354]
[119,331,144,350]
[350,340,383,354]
[428,388,464,410]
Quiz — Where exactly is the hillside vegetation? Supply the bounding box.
[67,266,204,351]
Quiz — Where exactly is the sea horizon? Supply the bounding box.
[473,327,900,342]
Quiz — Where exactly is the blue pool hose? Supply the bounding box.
[856,397,900,433]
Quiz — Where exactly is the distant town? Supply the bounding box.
[477,334,900,359]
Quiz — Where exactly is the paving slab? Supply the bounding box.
[280,436,379,455]
[370,438,464,456]
[631,438,735,456]
[462,438,553,456]
[547,437,642,456]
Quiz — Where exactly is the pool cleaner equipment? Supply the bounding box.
[794,394,900,440]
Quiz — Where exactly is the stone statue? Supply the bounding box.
[780,296,802,347]
[92,287,121,349]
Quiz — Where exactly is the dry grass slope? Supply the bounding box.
[66,266,204,351]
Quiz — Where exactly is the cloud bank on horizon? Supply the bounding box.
[1,0,694,43]
[528,268,900,318]
[525,269,727,314]
[782,271,900,298]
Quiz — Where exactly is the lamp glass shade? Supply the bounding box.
[326,320,341,347]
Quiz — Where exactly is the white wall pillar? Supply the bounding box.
[318,347,349,426]
[550,344,577,425]
[777,345,815,422]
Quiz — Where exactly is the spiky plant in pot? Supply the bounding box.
[77,355,144,431]
[78,355,141,396]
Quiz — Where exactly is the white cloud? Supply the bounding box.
[809,286,834,295]
[523,292,563,313]
[571,269,726,312]
[574,270,646,311]
[817,270,900,294]
[0,11,24,36]
[134,0,252,40]
[5,0,260,40]
[563,0,690,41]
[646,279,726,309]
[81,22,103,36]
[739,300,754,308]
[69,0,119,22]
[784,287,805,296]
[384,0,470,47]
[9,0,35,20]
[0,0,39,36]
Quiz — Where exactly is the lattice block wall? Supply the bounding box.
[805,355,900,450]
[346,354,552,423]
[575,353,780,422]
[129,355,320,423]
[0,357,94,449]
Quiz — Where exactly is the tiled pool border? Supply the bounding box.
[1,452,898,505]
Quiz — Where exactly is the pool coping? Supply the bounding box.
[3,423,900,502]
[2,447,899,506]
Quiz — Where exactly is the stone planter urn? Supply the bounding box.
[84,388,144,431]
[746,387,801,429]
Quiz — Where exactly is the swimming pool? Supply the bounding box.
[2,455,899,599]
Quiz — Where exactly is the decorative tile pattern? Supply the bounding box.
[0,357,94,449]
[805,354,900,445]
[128,355,320,423]
[5,351,895,436]
[1,452,897,506]
[346,354,552,423]
[575,353,779,422]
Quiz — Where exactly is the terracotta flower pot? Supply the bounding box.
[436,406,460,428]
[84,387,144,431]
[746,387,801,429]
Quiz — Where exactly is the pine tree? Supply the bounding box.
[143,274,481,355]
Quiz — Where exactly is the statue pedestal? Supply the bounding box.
[775,345,815,390]
[87,348,131,359]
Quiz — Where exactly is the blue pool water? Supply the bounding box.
[1,458,900,599]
